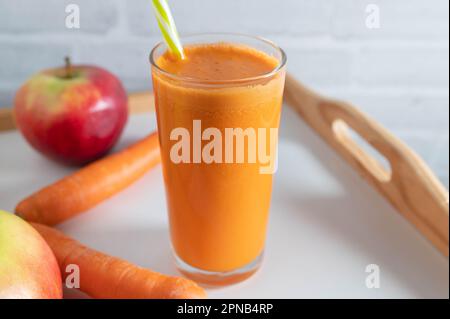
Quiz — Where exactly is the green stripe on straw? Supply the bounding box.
[151,0,185,59]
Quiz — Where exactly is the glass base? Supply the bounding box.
[174,252,263,287]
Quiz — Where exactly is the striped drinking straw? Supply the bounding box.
[151,0,185,59]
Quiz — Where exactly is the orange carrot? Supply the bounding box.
[32,223,207,299]
[16,132,160,226]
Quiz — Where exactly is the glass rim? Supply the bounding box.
[149,32,287,85]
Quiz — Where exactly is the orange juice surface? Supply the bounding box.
[152,43,285,272]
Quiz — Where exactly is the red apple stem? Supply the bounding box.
[65,56,73,79]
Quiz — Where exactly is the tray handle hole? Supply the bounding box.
[332,119,392,183]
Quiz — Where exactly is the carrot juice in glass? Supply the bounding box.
[150,34,286,285]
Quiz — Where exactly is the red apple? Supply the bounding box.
[0,210,62,299]
[14,58,128,165]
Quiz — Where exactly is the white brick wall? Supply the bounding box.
[357,46,449,88]
[0,0,448,186]
[332,0,449,39]
[0,0,117,34]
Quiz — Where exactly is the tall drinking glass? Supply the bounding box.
[150,33,286,285]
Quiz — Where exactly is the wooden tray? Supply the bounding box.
[284,75,449,257]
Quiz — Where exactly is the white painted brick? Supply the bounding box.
[127,0,334,37]
[0,0,118,34]
[431,134,449,187]
[281,46,354,87]
[332,0,449,39]
[392,130,442,164]
[0,86,15,107]
[334,93,449,132]
[75,39,158,91]
[382,129,448,188]
[357,46,449,88]
[0,41,72,82]
[441,176,449,189]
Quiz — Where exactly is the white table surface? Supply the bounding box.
[0,106,448,299]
